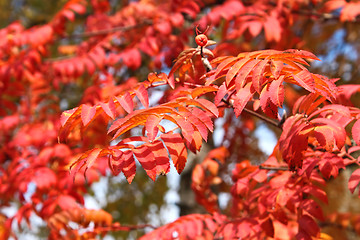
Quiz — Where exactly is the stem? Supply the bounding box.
[221,98,282,129]
[259,165,289,171]
[97,223,156,232]
[243,108,281,129]
[344,152,358,164]
[183,82,205,88]
[60,20,153,39]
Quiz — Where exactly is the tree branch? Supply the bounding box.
[259,165,289,171]
[97,223,156,232]
[60,20,153,39]
[220,98,282,129]
[242,107,281,129]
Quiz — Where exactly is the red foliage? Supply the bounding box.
[2,0,360,239]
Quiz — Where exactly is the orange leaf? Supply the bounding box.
[99,99,116,120]
[146,114,162,141]
[161,133,187,174]
[233,82,253,117]
[292,70,315,93]
[133,144,156,181]
[234,59,260,90]
[225,58,250,86]
[268,76,285,107]
[191,86,218,99]
[148,141,170,176]
[116,91,133,114]
[134,84,149,108]
[121,150,136,184]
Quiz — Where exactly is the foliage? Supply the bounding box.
[2,0,360,239]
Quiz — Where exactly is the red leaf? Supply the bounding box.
[270,60,284,79]
[109,149,124,176]
[290,49,319,60]
[99,99,116,120]
[146,114,162,141]
[81,104,96,126]
[195,98,219,117]
[179,110,208,141]
[62,9,75,21]
[214,83,227,105]
[264,10,282,42]
[83,57,96,75]
[68,3,86,14]
[292,70,315,93]
[269,76,285,107]
[70,148,103,181]
[348,168,360,194]
[260,217,274,237]
[161,133,187,174]
[233,82,253,117]
[234,59,260,90]
[83,148,102,173]
[298,215,320,237]
[190,86,218,99]
[214,56,238,80]
[296,231,312,240]
[89,47,105,69]
[352,119,360,146]
[311,118,346,151]
[252,59,268,93]
[225,58,251,86]
[301,199,324,221]
[133,144,157,181]
[116,91,134,114]
[60,107,78,127]
[191,107,214,132]
[148,141,170,175]
[33,168,57,190]
[169,114,194,144]
[57,195,78,210]
[122,150,136,184]
[276,188,295,207]
[303,184,328,203]
[186,130,203,153]
[259,84,278,119]
[134,84,149,108]
[122,48,142,70]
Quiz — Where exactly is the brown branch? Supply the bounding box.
[183,82,205,88]
[44,55,76,63]
[220,98,282,129]
[60,19,153,39]
[97,223,156,232]
[318,221,360,234]
[259,165,289,171]
[243,107,281,129]
[44,20,153,62]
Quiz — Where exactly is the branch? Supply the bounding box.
[242,107,281,129]
[97,223,156,232]
[220,98,282,129]
[44,55,75,63]
[318,221,359,234]
[60,20,153,39]
[259,165,289,171]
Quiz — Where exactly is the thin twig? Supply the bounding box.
[243,108,281,129]
[183,82,205,88]
[44,55,76,63]
[259,165,289,171]
[97,223,156,232]
[344,152,359,164]
[221,98,282,129]
[60,20,153,39]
